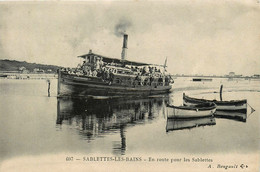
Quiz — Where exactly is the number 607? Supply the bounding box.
[66,157,73,161]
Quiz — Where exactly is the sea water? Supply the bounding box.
[0,78,259,164]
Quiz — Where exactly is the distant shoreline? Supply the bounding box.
[0,72,57,79]
[171,75,260,79]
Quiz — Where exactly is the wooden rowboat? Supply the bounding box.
[167,102,216,119]
[183,93,247,113]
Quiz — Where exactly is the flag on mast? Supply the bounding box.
[163,57,167,74]
[164,57,167,68]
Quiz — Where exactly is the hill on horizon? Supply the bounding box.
[0,59,61,73]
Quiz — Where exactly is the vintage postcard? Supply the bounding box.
[0,0,259,171]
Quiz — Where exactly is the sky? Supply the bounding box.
[0,1,259,75]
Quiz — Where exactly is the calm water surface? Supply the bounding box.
[0,78,259,162]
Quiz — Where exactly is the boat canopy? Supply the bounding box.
[78,52,163,67]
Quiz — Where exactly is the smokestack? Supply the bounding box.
[121,34,128,60]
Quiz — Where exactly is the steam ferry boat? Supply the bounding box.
[57,34,173,98]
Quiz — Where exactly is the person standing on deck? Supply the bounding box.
[109,70,114,85]
[149,75,154,86]
[100,58,104,68]
[96,59,101,70]
[134,73,140,86]
[92,70,97,77]
[163,75,165,86]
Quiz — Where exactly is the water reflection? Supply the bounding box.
[166,117,216,132]
[214,111,247,122]
[56,96,168,155]
[166,107,249,132]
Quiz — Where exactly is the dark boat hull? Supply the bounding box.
[58,71,172,97]
[183,93,247,113]
[192,78,212,82]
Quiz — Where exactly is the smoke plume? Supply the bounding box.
[114,18,132,37]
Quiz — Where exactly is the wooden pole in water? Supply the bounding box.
[47,79,50,97]
[220,84,223,101]
[57,69,61,96]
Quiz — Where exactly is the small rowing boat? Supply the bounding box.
[183,93,247,113]
[167,102,216,119]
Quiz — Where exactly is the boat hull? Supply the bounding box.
[183,94,247,113]
[58,71,172,97]
[167,104,216,119]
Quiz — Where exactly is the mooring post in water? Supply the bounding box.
[220,84,223,101]
[47,79,50,97]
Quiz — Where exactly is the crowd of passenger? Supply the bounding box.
[61,58,173,86]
